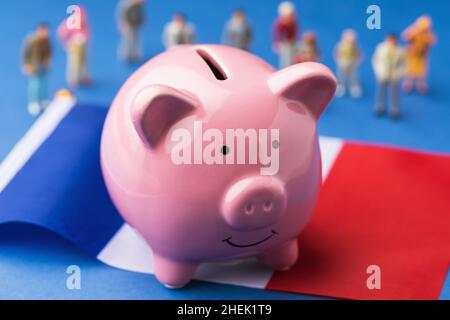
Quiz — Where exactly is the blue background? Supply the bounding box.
[0,0,449,299]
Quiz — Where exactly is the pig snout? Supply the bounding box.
[221,177,287,231]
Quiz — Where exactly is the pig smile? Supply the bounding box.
[222,230,278,248]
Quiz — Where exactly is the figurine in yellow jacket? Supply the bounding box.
[402,15,437,94]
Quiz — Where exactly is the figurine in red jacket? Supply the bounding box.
[272,2,299,69]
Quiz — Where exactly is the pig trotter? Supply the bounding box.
[152,253,197,288]
[258,238,298,271]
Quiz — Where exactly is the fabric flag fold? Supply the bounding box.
[0,100,449,299]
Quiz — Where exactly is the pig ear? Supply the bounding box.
[131,85,197,148]
[268,62,337,119]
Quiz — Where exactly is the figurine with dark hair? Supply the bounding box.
[272,1,299,68]
[117,0,146,63]
[162,13,195,49]
[372,34,406,119]
[222,9,252,51]
[22,23,52,116]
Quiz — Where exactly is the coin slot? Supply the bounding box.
[196,49,228,81]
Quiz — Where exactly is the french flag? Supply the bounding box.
[0,98,449,300]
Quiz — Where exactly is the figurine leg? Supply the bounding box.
[417,77,429,94]
[375,81,387,116]
[335,68,346,97]
[336,84,346,98]
[349,68,362,98]
[258,239,299,271]
[152,253,197,289]
[390,81,401,119]
[403,77,414,93]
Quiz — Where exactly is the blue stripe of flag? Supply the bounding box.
[0,105,123,255]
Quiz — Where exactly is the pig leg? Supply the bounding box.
[258,239,298,271]
[152,253,197,289]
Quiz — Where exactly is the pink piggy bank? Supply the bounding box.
[100,45,336,288]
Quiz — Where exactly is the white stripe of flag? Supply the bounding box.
[0,98,344,290]
[97,137,344,289]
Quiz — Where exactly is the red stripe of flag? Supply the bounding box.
[267,142,450,300]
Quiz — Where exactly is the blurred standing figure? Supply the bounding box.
[372,34,406,119]
[22,23,52,116]
[402,15,436,94]
[222,9,252,51]
[163,13,195,49]
[58,6,92,88]
[295,31,320,63]
[334,29,362,98]
[117,0,145,63]
[272,1,299,69]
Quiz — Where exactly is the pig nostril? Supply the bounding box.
[263,200,273,212]
[244,203,254,215]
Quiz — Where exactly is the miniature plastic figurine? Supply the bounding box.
[295,31,320,63]
[117,0,146,63]
[334,29,362,98]
[272,1,299,68]
[372,33,406,119]
[101,44,337,288]
[57,6,92,88]
[22,23,52,116]
[222,9,252,51]
[402,15,437,94]
[162,13,195,50]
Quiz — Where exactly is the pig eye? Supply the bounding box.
[221,145,230,155]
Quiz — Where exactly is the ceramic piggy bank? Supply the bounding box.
[100,45,336,288]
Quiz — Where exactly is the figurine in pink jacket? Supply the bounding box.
[101,45,336,288]
[57,5,92,87]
